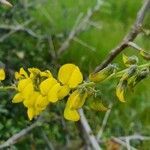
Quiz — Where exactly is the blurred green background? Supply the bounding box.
[0,0,150,149]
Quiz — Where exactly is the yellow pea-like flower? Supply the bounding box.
[40,78,57,95]
[15,68,28,80]
[27,107,35,120]
[58,64,83,88]
[116,80,127,102]
[67,90,88,110]
[47,83,61,103]
[23,92,40,108]
[64,106,80,121]
[0,68,5,81]
[12,93,23,103]
[35,95,49,110]
[18,78,32,92]
[58,85,70,100]
[40,70,52,78]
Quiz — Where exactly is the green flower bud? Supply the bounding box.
[116,80,127,102]
[140,50,150,60]
[122,54,139,67]
[89,64,115,83]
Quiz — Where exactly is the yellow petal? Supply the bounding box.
[67,90,88,109]
[40,78,58,95]
[23,92,40,108]
[35,95,49,110]
[0,68,5,81]
[116,81,127,102]
[58,85,70,100]
[40,70,52,78]
[18,78,32,92]
[21,82,34,99]
[64,106,80,121]
[58,64,83,88]
[48,83,61,103]
[27,107,35,120]
[12,93,23,103]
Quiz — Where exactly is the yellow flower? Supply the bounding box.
[64,106,80,121]
[58,64,83,88]
[40,78,58,95]
[0,68,5,81]
[47,83,61,102]
[12,93,24,103]
[23,91,40,108]
[67,90,88,109]
[58,85,70,99]
[15,68,28,80]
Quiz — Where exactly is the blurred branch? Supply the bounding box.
[96,103,113,140]
[41,129,55,150]
[0,20,33,42]
[57,0,103,55]
[112,137,137,150]
[94,0,150,73]
[0,117,42,149]
[73,37,96,52]
[78,109,102,150]
[0,0,12,7]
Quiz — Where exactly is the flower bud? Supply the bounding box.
[89,64,115,83]
[0,68,5,81]
[122,54,138,67]
[140,50,150,60]
[116,80,127,102]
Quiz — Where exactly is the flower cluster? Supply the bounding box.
[12,64,87,121]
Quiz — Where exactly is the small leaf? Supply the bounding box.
[90,100,108,111]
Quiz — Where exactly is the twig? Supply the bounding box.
[94,0,150,73]
[96,103,113,140]
[0,20,33,42]
[0,118,42,149]
[78,109,102,150]
[112,137,137,150]
[73,37,96,52]
[57,0,103,55]
[119,134,150,141]
[41,129,55,150]
[128,41,143,51]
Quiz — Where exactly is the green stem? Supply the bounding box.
[0,86,16,91]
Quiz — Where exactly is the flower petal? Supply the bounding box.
[64,106,80,121]
[40,78,57,95]
[12,93,23,103]
[27,107,35,120]
[58,85,70,100]
[58,64,83,88]
[48,83,61,103]
[0,68,5,81]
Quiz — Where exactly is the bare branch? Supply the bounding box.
[112,137,137,150]
[96,103,113,140]
[94,0,150,73]
[78,109,102,150]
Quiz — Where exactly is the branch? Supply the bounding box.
[96,103,113,140]
[78,109,102,150]
[94,0,150,73]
